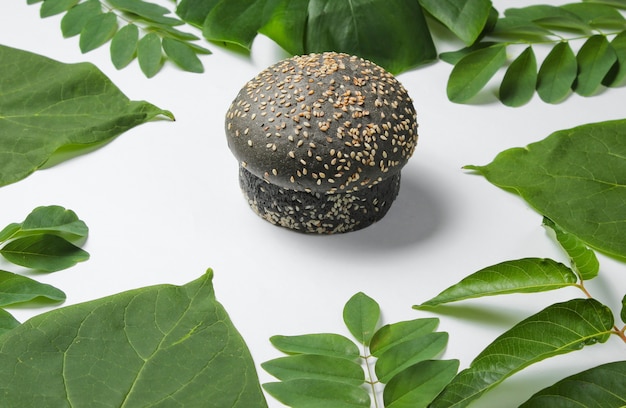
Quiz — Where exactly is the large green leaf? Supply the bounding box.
[201,0,268,50]
[0,309,20,337]
[429,299,615,408]
[519,361,626,407]
[465,119,626,260]
[0,270,267,407]
[419,0,492,45]
[543,217,599,280]
[416,258,578,307]
[0,270,66,307]
[342,292,380,346]
[0,44,173,187]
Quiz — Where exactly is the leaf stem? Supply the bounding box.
[612,326,626,343]
[362,347,380,408]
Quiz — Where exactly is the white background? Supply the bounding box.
[2,1,625,406]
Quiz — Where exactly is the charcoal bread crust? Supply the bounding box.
[225,52,418,233]
[239,166,400,234]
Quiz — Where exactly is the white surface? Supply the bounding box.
[2,1,625,407]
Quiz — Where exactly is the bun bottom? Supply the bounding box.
[238,166,400,234]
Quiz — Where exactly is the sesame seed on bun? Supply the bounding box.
[226,52,418,234]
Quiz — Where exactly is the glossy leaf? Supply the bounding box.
[418,0,492,45]
[258,0,308,55]
[0,45,173,187]
[0,205,88,242]
[162,37,204,73]
[417,258,577,308]
[269,333,360,360]
[519,361,626,407]
[60,0,102,38]
[137,32,163,78]
[0,270,65,307]
[40,0,79,17]
[603,29,626,87]
[375,332,449,383]
[574,35,617,96]
[384,360,459,408]
[430,299,614,408]
[465,119,626,260]
[543,217,599,280]
[201,0,267,50]
[107,0,183,26]
[110,23,139,69]
[0,235,89,272]
[536,41,577,103]
[447,44,507,103]
[499,46,537,107]
[0,270,267,407]
[370,318,439,356]
[263,379,369,408]
[262,354,364,386]
[0,309,20,337]
[342,292,379,346]
[79,12,118,53]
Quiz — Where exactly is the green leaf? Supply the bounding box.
[519,361,626,407]
[429,299,614,408]
[175,0,222,27]
[0,270,66,307]
[305,0,437,74]
[621,294,626,324]
[447,43,507,103]
[536,41,577,103]
[0,270,267,407]
[375,332,449,383]
[9,205,89,241]
[342,292,380,346]
[0,235,89,272]
[0,45,173,187]
[0,224,21,243]
[384,359,459,408]
[79,12,118,53]
[369,318,439,356]
[137,32,163,78]
[262,354,364,386]
[464,119,626,260]
[562,3,626,29]
[60,0,102,38]
[40,0,80,17]
[270,333,360,360]
[543,217,599,280]
[201,0,267,50]
[0,309,20,336]
[110,23,139,69]
[603,29,626,87]
[263,379,370,408]
[574,35,617,96]
[258,0,308,55]
[162,37,204,73]
[418,0,492,45]
[439,42,498,65]
[107,0,184,26]
[505,5,592,34]
[417,258,577,308]
[499,46,537,107]
[489,16,554,41]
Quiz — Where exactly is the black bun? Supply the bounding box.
[226,52,418,233]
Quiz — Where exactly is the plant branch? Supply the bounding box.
[362,347,380,408]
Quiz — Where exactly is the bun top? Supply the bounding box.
[225,52,418,194]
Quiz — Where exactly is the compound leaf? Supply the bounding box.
[0,45,173,187]
[0,270,267,407]
[79,11,118,53]
[0,235,89,272]
[536,41,577,103]
[0,270,66,307]
[417,258,577,308]
[519,361,626,407]
[574,34,617,96]
[465,119,626,260]
[418,0,492,45]
[447,43,507,103]
[499,46,537,107]
[263,379,370,408]
[342,292,379,346]
[543,217,599,280]
[430,299,615,408]
[384,359,460,408]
